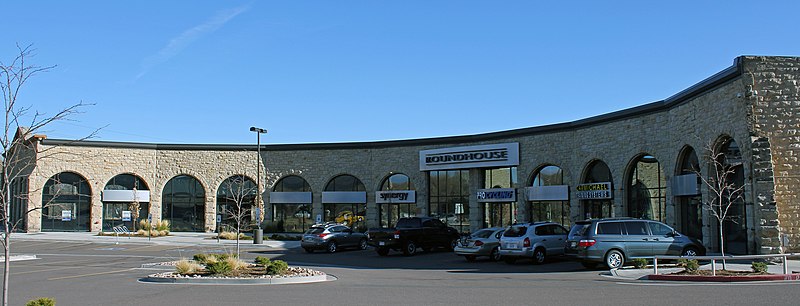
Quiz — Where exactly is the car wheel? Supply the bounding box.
[402,241,417,256]
[358,239,368,250]
[489,247,501,262]
[533,248,546,265]
[327,241,338,253]
[504,257,517,264]
[303,247,314,253]
[605,250,624,269]
[581,261,598,269]
[681,247,699,257]
[465,255,476,262]
[376,247,389,256]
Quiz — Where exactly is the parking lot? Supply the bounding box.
[5,236,800,305]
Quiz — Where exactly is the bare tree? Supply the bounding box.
[218,175,257,256]
[1,44,96,306]
[696,139,745,269]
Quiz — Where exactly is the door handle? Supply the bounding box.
[653,238,660,241]
[642,238,648,241]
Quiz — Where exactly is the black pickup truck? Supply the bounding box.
[367,217,461,256]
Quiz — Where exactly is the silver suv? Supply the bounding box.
[301,223,368,253]
[564,218,706,269]
[499,222,568,264]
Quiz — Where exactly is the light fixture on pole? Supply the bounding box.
[250,126,267,244]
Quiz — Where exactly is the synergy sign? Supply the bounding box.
[576,182,613,199]
[477,188,516,202]
[376,191,416,203]
[419,143,519,171]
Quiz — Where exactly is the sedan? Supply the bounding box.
[454,227,505,262]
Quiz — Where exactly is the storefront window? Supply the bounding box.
[379,173,415,228]
[217,175,257,232]
[324,175,366,232]
[41,172,91,232]
[676,146,703,240]
[102,174,149,232]
[429,170,470,233]
[482,167,517,228]
[582,161,613,219]
[718,138,748,254]
[272,175,312,233]
[530,165,570,227]
[626,155,666,221]
[162,175,205,232]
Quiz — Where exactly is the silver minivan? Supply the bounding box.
[564,218,706,269]
[499,222,568,264]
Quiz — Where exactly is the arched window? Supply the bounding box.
[530,165,569,227]
[378,173,415,228]
[41,172,91,232]
[675,146,702,240]
[716,138,748,254]
[162,175,205,232]
[324,175,366,231]
[102,174,150,232]
[626,155,665,221]
[216,175,257,232]
[270,175,312,233]
[581,160,613,219]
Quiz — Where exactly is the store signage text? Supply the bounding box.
[477,188,516,202]
[420,143,519,171]
[376,191,416,203]
[576,182,613,199]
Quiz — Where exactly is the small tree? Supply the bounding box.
[1,44,96,306]
[696,139,745,270]
[129,186,140,232]
[218,175,257,256]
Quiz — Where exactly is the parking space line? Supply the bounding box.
[47,268,134,281]
[14,266,84,275]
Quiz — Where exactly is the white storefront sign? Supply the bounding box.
[477,188,516,202]
[419,143,519,171]
[61,210,72,221]
[122,211,132,221]
[576,182,613,199]
[322,191,367,203]
[270,192,313,204]
[102,190,151,202]
[526,185,569,201]
[376,191,416,203]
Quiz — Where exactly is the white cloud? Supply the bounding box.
[135,4,250,81]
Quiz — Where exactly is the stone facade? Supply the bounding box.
[17,56,800,255]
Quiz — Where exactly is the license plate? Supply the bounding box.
[379,241,385,246]
[508,243,518,249]
[570,241,577,248]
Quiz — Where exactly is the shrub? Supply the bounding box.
[255,256,271,266]
[206,260,233,276]
[677,259,700,273]
[632,258,648,269]
[175,259,203,275]
[156,220,171,233]
[218,231,250,240]
[26,298,55,306]
[193,253,215,265]
[752,261,769,273]
[223,256,249,274]
[266,260,289,275]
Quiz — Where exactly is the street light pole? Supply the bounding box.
[250,126,267,244]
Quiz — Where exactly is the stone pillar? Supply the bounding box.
[469,168,483,233]
[751,136,781,254]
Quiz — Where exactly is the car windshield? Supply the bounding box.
[472,229,494,239]
[304,227,324,234]
[503,225,528,237]
[569,222,591,238]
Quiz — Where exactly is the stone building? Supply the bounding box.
[13,55,800,255]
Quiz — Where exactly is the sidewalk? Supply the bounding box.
[611,259,800,281]
[11,231,301,250]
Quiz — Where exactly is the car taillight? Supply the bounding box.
[318,233,329,238]
[523,237,531,248]
[474,240,484,246]
[578,239,596,248]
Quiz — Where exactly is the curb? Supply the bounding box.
[140,274,330,285]
[647,273,800,282]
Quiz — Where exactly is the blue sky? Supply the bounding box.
[2,1,798,144]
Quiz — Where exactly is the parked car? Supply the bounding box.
[499,222,568,264]
[564,218,706,269]
[454,227,505,262]
[301,223,368,253]
[367,217,461,256]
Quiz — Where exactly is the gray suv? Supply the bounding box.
[564,218,706,269]
[301,223,368,253]
[499,222,568,264]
